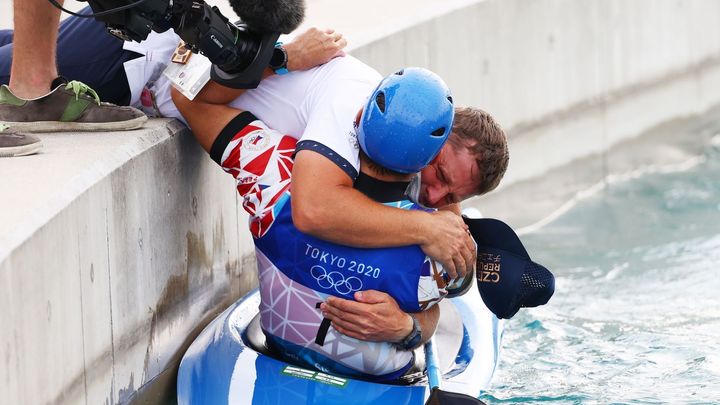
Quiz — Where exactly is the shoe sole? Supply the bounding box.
[0,141,43,158]
[1,115,148,133]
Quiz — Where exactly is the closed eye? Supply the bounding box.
[437,166,448,183]
[439,166,458,204]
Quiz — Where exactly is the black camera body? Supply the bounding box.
[83,0,282,88]
[81,0,171,42]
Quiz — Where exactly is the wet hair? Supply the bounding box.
[448,107,509,196]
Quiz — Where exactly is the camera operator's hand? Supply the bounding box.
[285,28,347,72]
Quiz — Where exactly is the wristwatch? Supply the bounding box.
[393,314,423,351]
[269,42,289,75]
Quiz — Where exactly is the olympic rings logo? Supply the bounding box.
[310,265,363,295]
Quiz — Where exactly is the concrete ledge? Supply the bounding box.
[2,0,720,404]
[1,120,188,259]
[0,121,257,404]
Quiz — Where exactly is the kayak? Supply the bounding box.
[177,273,503,405]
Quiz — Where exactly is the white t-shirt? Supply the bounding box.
[123,31,382,178]
[229,56,382,178]
[122,32,179,118]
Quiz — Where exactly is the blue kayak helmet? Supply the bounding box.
[358,67,455,174]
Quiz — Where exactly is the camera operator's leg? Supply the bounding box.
[8,0,62,99]
[0,2,146,155]
[0,34,42,158]
[0,23,40,158]
[53,9,141,106]
[0,0,56,157]
[1,10,140,105]
[1,33,12,86]
[0,30,12,48]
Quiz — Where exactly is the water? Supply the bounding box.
[482,135,720,403]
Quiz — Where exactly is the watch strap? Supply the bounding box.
[393,314,422,351]
[269,42,289,75]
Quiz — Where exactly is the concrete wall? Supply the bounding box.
[350,0,720,185]
[0,122,258,405]
[2,1,720,404]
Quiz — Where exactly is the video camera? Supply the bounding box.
[76,0,304,88]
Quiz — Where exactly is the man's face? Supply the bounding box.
[419,140,480,208]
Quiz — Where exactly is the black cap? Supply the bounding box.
[465,217,555,319]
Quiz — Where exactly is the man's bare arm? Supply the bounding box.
[171,88,245,152]
[321,290,439,345]
[292,150,476,278]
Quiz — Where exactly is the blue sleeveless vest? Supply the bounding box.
[255,197,434,313]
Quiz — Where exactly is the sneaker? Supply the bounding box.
[0,124,42,157]
[0,80,147,132]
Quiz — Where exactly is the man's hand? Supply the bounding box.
[285,27,347,72]
[419,210,476,280]
[320,291,413,342]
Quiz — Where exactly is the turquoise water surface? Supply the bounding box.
[483,135,720,403]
